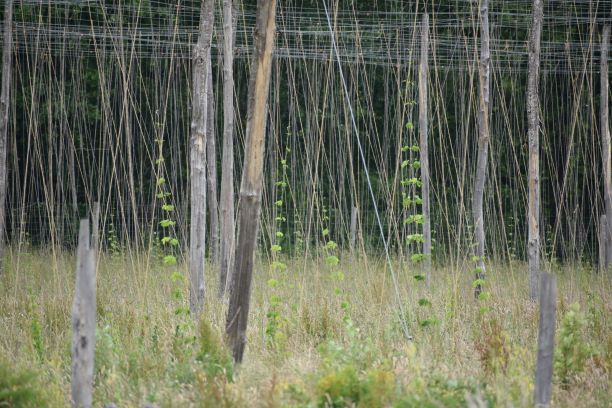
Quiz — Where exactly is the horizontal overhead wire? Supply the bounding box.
[1,1,610,72]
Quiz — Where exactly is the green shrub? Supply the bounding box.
[555,303,590,385]
[316,364,362,407]
[475,317,509,375]
[360,368,396,408]
[317,319,376,372]
[29,315,44,362]
[313,366,489,408]
[95,324,119,378]
[194,374,243,408]
[396,377,493,408]
[197,319,234,381]
[0,357,47,407]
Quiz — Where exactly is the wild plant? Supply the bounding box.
[0,356,48,407]
[265,153,290,349]
[472,255,491,315]
[401,138,437,328]
[474,316,509,375]
[28,307,44,361]
[154,138,193,362]
[197,319,234,381]
[106,215,121,256]
[471,255,504,374]
[555,302,591,386]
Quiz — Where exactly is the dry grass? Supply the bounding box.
[0,247,610,407]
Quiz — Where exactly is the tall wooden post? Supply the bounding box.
[0,0,14,273]
[71,220,97,408]
[226,0,277,363]
[219,0,237,297]
[206,58,220,265]
[418,13,432,288]
[473,0,490,297]
[534,272,556,408]
[189,0,215,316]
[600,25,611,269]
[527,0,544,300]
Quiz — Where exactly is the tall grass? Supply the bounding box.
[0,248,609,407]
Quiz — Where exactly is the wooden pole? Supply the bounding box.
[206,57,220,265]
[226,0,277,363]
[71,219,96,408]
[350,206,357,252]
[189,0,214,316]
[600,25,611,269]
[219,0,237,297]
[418,13,432,288]
[600,215,608,272]
[92,202,100,253]
[534,272,556,408]
[0,0,14,273]
[473,0,490,297]
[527,0,544,300]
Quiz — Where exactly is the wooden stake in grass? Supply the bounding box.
[0,0,14,274]
[473,0,490,297]
[226,0,277,363]
[600,25,611,269]
[600,215,608,272]
[527,0,544,300]
[418,13,432,288]
[534,272,556,408]
[189,0,215,316]
[71,219,96,408]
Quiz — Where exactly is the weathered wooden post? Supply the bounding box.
[418,13,432,289]
[473,0,490,297]
[0,0,14,274]
[600,215,608,272]
[534,272,556,408]
[225,0,277,363]
[189,0,215,316]
[218,0,238,298]
[350,206,357,252]
[527,0,544,301]
[206,58,220,265]
[71,219,97,408]
[600,25,611,269]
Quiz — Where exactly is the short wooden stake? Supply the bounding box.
[534,272,556,408]
[71,219,97,408]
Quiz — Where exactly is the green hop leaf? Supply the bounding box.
[163,255,177,265]
[325,255,339,266]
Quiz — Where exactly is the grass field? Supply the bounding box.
[0,247,610,407]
